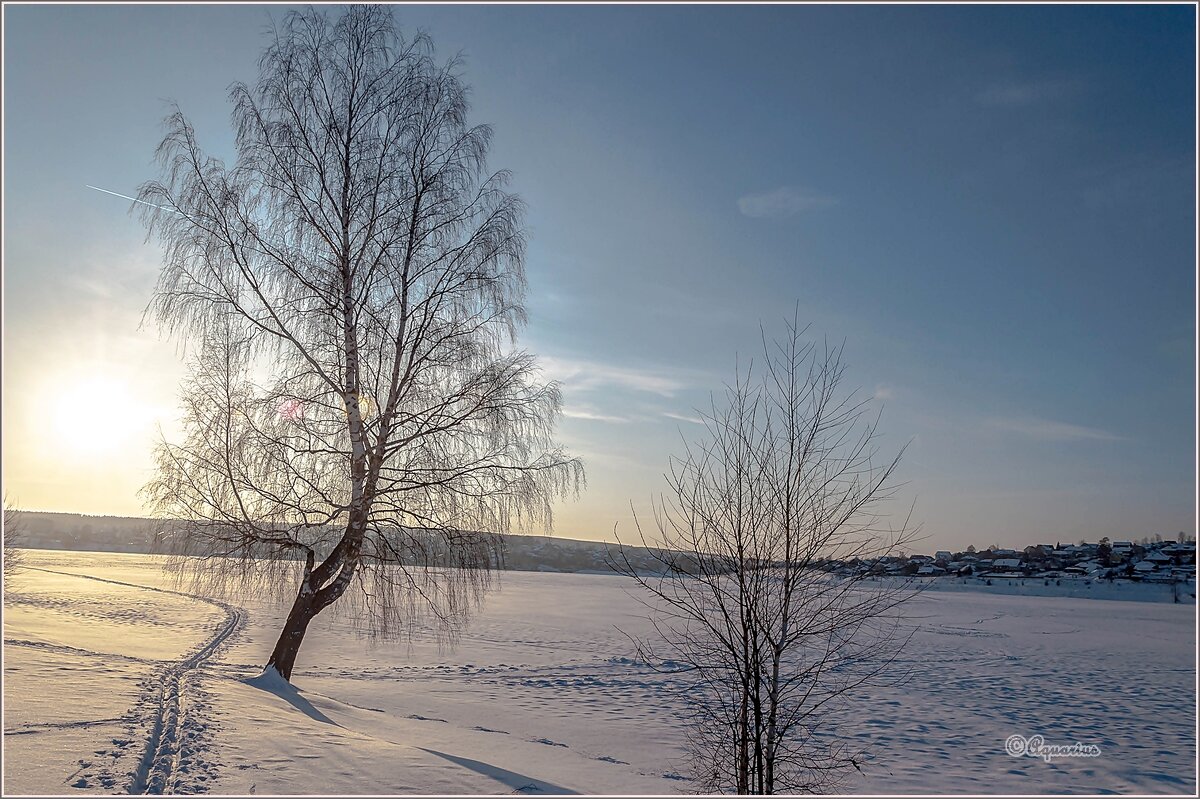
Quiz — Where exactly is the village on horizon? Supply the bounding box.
[9,510,1198,586]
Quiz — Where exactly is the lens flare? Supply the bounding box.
[278,398,305,421]
[341,394,376,420]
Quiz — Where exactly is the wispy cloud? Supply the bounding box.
[1078,155,1189,211]
[562,406,631,424]
[737,186,836,219]
[663,410,704,425]
[67,274,119,300]
[66,243,161,301]
[985,416,1122,442]
[540,356,689,397]
[975,78,1079,107]
[873,384,895,401]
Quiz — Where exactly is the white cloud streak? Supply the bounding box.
[737,186,836,219]
[975,79,1079,107]
[540,356,689,397]
[562,407,631,424]
[985,416,1122,442]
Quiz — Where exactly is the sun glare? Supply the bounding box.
[51,375,142,456]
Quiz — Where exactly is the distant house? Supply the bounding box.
[1142,572,1179,583]
[1161,543,1196,562]
[934,551,953,563]
[1133,561,1158,574]
[1063,560,1100,573]
[1168,566,1196,583]
[917,564,946,576]
[1146,551,1174,564]
[992,558,1022,571]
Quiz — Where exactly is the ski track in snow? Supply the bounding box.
[4,637,156,664]
[20,567,246,795]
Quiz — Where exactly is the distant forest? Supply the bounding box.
[10,511,663,575]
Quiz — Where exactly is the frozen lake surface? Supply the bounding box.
[3,550,1195,794]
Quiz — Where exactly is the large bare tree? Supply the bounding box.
[139,7,581,681]
[614,320,919,793]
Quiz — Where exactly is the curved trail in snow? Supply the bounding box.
[21,567,246,794]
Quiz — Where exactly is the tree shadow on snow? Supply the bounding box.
[244,668,341,727]
[417,748,578,794]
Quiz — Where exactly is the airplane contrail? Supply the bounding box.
[86,184,286,259]
[86,184,179,214]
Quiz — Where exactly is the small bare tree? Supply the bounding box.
[3,495,22,583]
[614,319,919,794]
[138,7,581,681]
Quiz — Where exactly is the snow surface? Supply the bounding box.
[911,574,1198,604]
[3,549,1196,794]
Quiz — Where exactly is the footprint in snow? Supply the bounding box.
[530,737,568,747]
[593,755,629,765]
[407,714,449,723]
[473,726,510,734]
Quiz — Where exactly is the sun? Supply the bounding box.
[50,375,141,456]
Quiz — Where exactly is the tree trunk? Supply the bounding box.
[738,678,751,793]
[266,576,319,681]
[265,536,362,682]
[764,637,785,794]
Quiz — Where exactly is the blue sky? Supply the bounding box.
[3,3,1195,550]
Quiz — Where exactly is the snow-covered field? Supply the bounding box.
[3,549,1196,795]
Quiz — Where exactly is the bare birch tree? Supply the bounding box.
[614,319,919,793]
[138,6,581,681]
[3,496,22,583]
